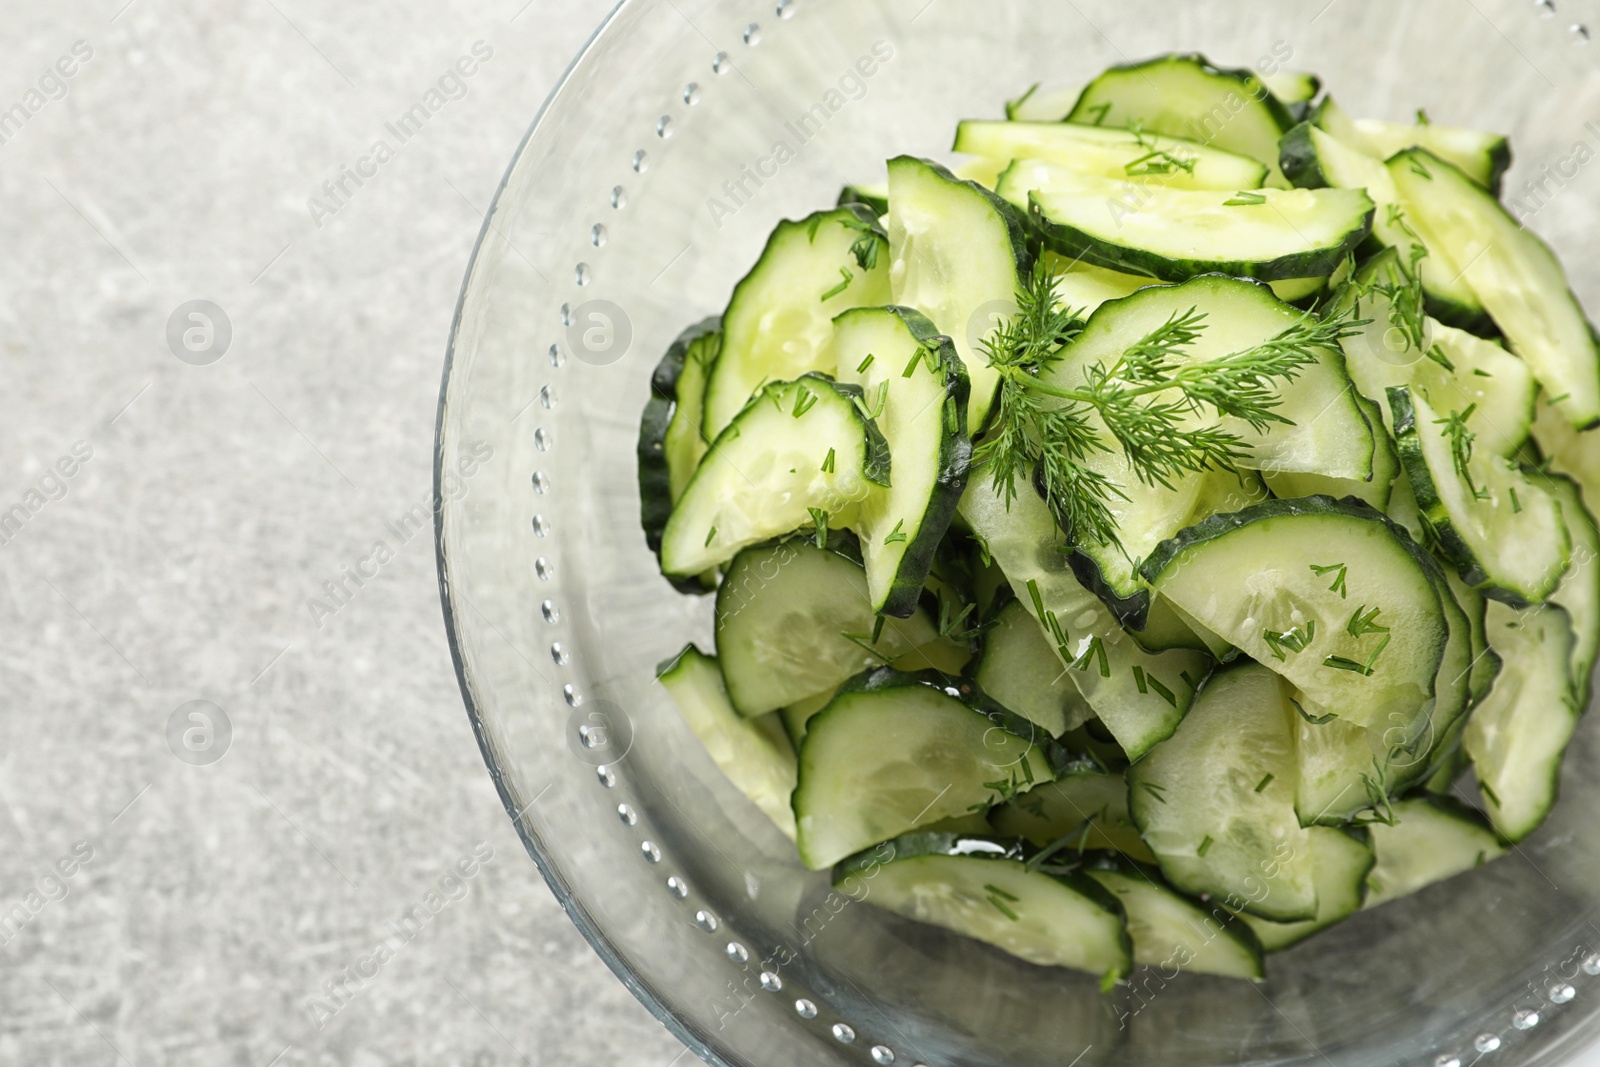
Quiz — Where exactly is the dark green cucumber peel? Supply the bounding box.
[1068,549,1152,632]
[837,666,1075,776]
[638,316,722,594]
[889,154,1036,295]
[856,305,975,618]
[1278,122,1327,189]
[837,185,889,219]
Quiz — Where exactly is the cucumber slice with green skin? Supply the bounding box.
[837,184,889,219]
[1315,97,1510,193]
[1389,386,1571,604]
[1043,251,1157,316]
[661,376,891,578]
[974,599,1094,737]
[780,688,835,748]
[1038,274,1375,484]
[1280,124,1487,326]
[1423,718,1469,795]
[701,206,890,440]
[835,307,973,616]
[1534,393,1600,503]
[959,478,1211,760]
[1129,595,1216,655]
[1394,562,1478,790]
[1262,395,1399,510]
[793,678,1060,869]
[1388,147,1600,430]
[1233,826,1372,952]
[1293,713,1391,826]
[954,120,1268,190]
[1261,70,1321,118]
[1465,602,1580,842]
[886,156,1032,435]
[714,537,940,717]
[832,833,1132,978]
[989,769,1155,863]
[1446,569,1501,709]
[1537,474,1600,698]
[1066,53,1295,182]
[1000,160,1373,283]
[639,318,722,593]
[1364,797,1506,909]
[658,645,798,839]
[1334,249,1535,457]
[1129,663,1317,922]
[1006,82,1082,122]
[1143,496,1450,735]
[1086,863,1265,980]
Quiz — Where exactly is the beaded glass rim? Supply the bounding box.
[434,2,1600,1065]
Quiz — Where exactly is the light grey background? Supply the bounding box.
[0,1,688,1064]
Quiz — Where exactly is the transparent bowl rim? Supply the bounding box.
[431,3,727,1065]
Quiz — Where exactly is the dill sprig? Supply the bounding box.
[974,261,1367,547]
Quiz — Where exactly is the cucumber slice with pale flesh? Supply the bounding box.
[1334,249,1535,456]
[998,159,1373,283]
[1538,474,1600,698]
[974,599,1094,736]
[1279,123,1485,325]
[1067,54,1294,182]
[1262,395,1399,510]
[886,156,1032,434]
[1464,602,1580,842]
[715,537,940,717]
[833,833,1132,978]
[1388,147,1600,430]
[793,677,1059,869]
[954,120,1268,190]
[1389,386,1570,604]
[658,645,798,838]
[1364,797,1506,909]
[1144,497,1449,736]
[959,478,1210,759]
[1233,826,1373,951]
[1129,663,1317,922]
[1316,97,1510,192]
[661,376,891,577]
[1006,82,1082,122]
[989,769,1155,863]
[835,306,973,616]
[1087,864,1265,979]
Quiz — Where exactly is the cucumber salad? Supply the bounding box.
[637,54,1600,984]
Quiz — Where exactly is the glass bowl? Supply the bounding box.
[434,2,1600,1065]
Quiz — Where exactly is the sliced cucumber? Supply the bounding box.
[835,306,973,616]
[1143,496,1449,735]
[793,677,1058,869]
[1389,386,1570,604]
[974,599,1093,736]
[1393,561,1478,790]
[999,160,1373,283]
[1043,251,1158,316]
[1315,97,1510,192]
[780,687,835,747]
[1534,394,1600,504]
[954,120,1268,190]
[833,833,1132,977]
[1234,826,1372,951]
[1261,70,1321,119]
[1086,863,1265,979]
[661,376,891,577]
[1067,53,1294,181]
[1364,797,1506,909]
[1388,147,1600,430]
[988,769,1155,863]
[702,206,891,440]
[1130,595,1216,655]
[1424,718,1469,795]
[1039,274,1375,482]
[886,156,1031,434]
[1464,602,1580,842]
[714,537,939,717]
[1336,250,1535,456]
[1446,569,1501,708]
[1538,473,1600,697]
[959,478,1210,759]
[658,645,798,839]
[1293,713,1387,826]
[1006,82,1082,122]
[1129,663,1317,922]
[1280,124,1485,324]
[639,318,722,593]
[1262,396,1399,510]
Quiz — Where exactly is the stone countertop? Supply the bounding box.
[0,1,687,1064]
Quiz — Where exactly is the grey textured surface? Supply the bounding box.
[0,1,687,1064]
